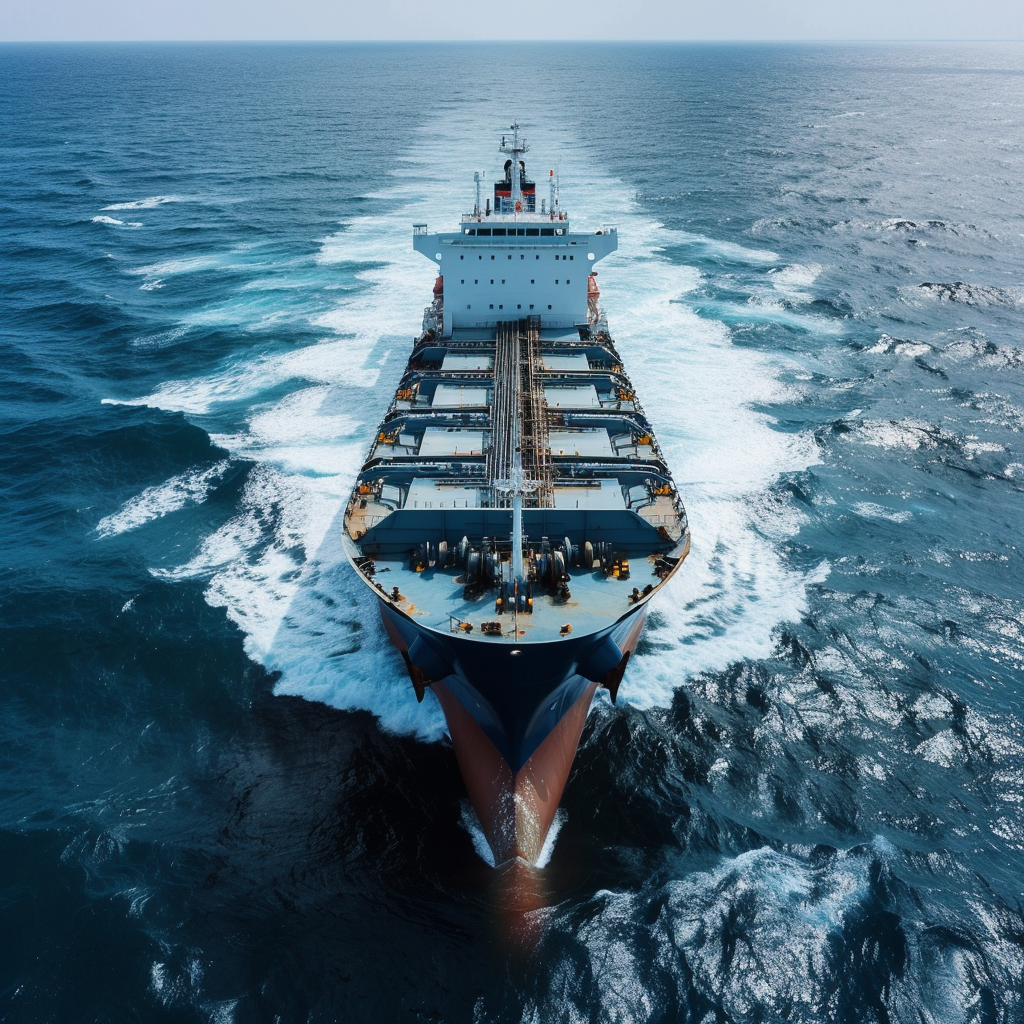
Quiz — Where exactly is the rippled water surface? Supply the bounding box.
[2,42,1023,1023]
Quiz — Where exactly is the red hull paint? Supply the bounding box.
[379,602,651,865]
[432,678,598,865]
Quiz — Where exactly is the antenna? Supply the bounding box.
[499,122,529,214]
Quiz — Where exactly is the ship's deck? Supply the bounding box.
[356,554,673,643]
[344,310,689,634]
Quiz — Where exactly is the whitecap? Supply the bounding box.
[102,195,182,211]
[96,460,231,538]
[853,502,913,524]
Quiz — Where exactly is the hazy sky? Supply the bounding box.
[1,0,1022,41]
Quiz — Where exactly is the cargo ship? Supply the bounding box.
[342,125,690,866]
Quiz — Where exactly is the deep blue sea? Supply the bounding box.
[2,41,1023,1023]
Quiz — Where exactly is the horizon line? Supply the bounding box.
[2,36,1023,45]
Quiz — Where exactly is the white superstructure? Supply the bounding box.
[413,124,618,335]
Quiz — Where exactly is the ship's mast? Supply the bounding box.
[499,122,529,213]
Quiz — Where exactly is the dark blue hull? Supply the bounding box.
[378,599,645,772]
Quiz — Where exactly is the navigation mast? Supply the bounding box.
[499,122,529,212]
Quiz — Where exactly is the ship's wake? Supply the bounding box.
[98,108,824,741]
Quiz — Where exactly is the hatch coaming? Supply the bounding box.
[343,313,687,552]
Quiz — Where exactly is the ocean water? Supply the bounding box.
[2,41,1023,1023]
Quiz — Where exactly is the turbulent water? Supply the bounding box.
[2,42,1023,1023]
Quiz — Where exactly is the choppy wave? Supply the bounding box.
[91,214,143,228]
[917,281,1021,307]
[102,195,183,211]
[95,460,231,538]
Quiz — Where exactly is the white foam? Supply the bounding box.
[459,800,496,866]
[129,255,224,279]
[113,108,824,737]
[768,261,823,302]
[853,501,913,524]
[458,799,568,870]
[110,341,382,416]
[535,808,567,868]
[103,195,181,211]
[92,214,143,228]
[95,460,230,538]
[850,417,952,451]
[529,845,876,1023]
